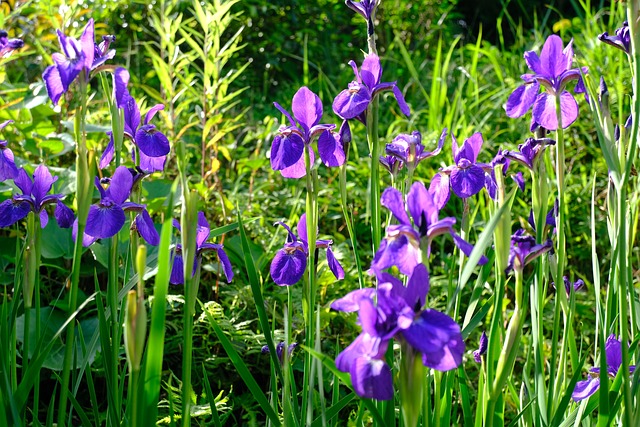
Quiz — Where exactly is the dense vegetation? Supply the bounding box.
[1,0,638,425]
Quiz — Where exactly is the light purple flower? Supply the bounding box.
[370,182,487,276]
[269,86,341,178]
[42,19,116,105]
[553,276,586,296]
[332,54,410,122]
[385,129,445,170]
[598,22,630,54]
[506,35,588,130]
[0,120,19,181]
[429,132,492,207]
[261,341,298,364]
[270,213,344,286]
[572,335,636,401]
[0,165,73,229]
[0,30,23,57]
[169,212,233,285]
[332,264,464,400]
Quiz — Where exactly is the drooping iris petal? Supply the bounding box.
[139,151,166,173]
[350,357,394,400]
[170,251,184,285]
[270,248,307,286]
[450,164,486,198]
[135,124,171,157]
[270,132,305,171]
[403,309,464,371]
[572,378,600,402]
[291,86,322,133]
[42,66,65,106]
[133,209,159,246]
[0,199,31,227]
[51,52,83,93]
[317,130,346,167]
[85,204,126,239]
[326,247,345,280]
[370,227,421,276]
[392,85,411,117]
[280,146,313,179]
[144,104,165,125]
[532,91,578,130]
[505,82,539,118]
[55,200,74,228]
[99,133,116,169]
[215,245,234,282]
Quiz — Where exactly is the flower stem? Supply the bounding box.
[339,139,364,288]
[368,97,381,255]
[58,77,92,427]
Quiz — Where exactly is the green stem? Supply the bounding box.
[302,143,318,425]
[399,343,424,427]
[58,77,92,427]
[108,235,121,422]
[368,97,381,255]
[339,140,364,288]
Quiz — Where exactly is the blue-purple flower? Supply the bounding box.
[370,182,487,276]
[572,334,636,401]
[429,132,493,208]
[269,86,342,178]
[384,129,445,170]
[473,331,488,363]
[270,214,344,286]
[261,341,298,364]
[100,68,169,172]
[507,229,553,273]
[169,212,233,285]
[43,19,116,105]
[0,120,19,182]
[75,166,158,246]
[506,35,587,130]
[554,276,585,296]
[503,137,556,171]
[0,165,73,229]
[598,22,630,54]
[0,30,23,57]
[332,264,464,400]
[332,54,410,122]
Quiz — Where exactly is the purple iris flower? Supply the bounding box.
[552,276,585,296]
[332,54,410,122]
[261,341,298,364]
[269,86,342,179]
[473,331,488,363]
[385,129,445,170]
[507,229,553,273]
[503,137,556,171]
[429,132,492,208]
[572,334,636,401]
[0,165,74,229]
[76,166,158,247]
[270,214,344,286]
[345,0,379,21]
[379,155,403,176]
[332,264,464,400]
[0,30,23,57]
[0,120,19,181]
[100,69,169,171]
[370,182,487,276]
[483,149,512,201]
[598,22,630,54]
[169,212,233,285]
[506,35,588,130]
[43,19,116,105]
